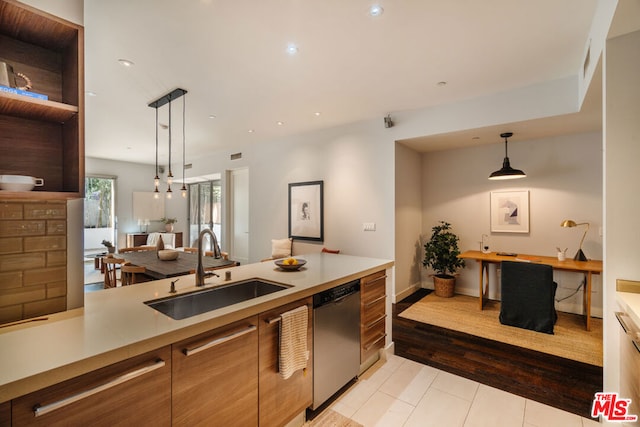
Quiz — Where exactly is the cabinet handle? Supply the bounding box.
[183,325,257,356]
[364,333,386,351]
[265,305,310,324]
[364,294,385,308]
[33,359,166,417]
[365,314,386,329]
[615,311,631,334]
[363,275,387,287]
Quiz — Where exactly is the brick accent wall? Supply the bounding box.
[0,201,67,323]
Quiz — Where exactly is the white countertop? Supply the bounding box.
[0,253,393,402]
[617,291,640,329]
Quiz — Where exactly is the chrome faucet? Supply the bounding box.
[195,228,222,287]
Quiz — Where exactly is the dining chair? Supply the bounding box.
[121,265,147,286]
[118,246,156,253]
[184,247,230,260]
[103,256,127,288]
[499,260,558,334]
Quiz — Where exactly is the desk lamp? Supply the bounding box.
[560,220,589,261]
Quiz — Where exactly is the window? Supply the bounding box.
[188,180,222,250]
[84,176,116,252]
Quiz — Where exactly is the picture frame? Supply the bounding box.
[490,190,529,233]
[288,180,324,242]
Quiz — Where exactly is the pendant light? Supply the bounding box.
[153,107,160,199]
[148,88,188,197]
[488,132,526,180]
[181,94,188,198]
[166,99,173,199]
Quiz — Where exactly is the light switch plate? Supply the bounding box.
[363,222,376,231]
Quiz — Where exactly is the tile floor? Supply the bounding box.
[328,354,601,427]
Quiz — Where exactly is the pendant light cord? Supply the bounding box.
[168,99,172,179]
[182,94,187,191]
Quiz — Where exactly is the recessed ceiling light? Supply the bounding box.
[86,91,97,97]
[369,5,384,17]
[248,129,254,133]
[208,115,216,119]
[118,59,135,67]
[277,121,284,126]
[314,112,321,117]
[286,43,299,55]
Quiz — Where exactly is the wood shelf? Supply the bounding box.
[0,92,78,123]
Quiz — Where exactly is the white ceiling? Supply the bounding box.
[84,0,611,165]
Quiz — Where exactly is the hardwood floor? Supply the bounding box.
[392,289,603,418]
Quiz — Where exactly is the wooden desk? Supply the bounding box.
[121,250,236,280]
[458,250,603,331]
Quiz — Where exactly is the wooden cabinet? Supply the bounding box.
[0,0,84,200]
[360,270,387,364]
[172,316,259,426]
[258,297,313,427]
[11,346,171,426]
[0,401,9,426]
[126,232,183,248]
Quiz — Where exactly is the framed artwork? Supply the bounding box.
[490,190,529,233]
[288,180,324,242]
[133,191,165,221]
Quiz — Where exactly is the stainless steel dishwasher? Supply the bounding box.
[311,279,361,410]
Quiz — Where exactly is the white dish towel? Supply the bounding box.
[279,305,309,380]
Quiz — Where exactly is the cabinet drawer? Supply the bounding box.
[362,297,385,329]
[361,271,386,305]
[361,317,386,363]
[12,347,171,427]
[172,316,259,427]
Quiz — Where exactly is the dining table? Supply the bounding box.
[120,250,237,280]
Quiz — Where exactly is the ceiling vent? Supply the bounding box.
[230,152,242,160]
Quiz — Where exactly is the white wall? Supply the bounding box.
[85,157,188,250]
[418,132,603,316]
[189,119,396,264]
[604,28,640,412]
[394,143,424,301]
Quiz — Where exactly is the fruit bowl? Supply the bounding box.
[158,249,179,261]
[274,258,307,271]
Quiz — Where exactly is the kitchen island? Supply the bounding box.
[0,252,392,425]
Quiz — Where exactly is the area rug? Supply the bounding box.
[308,409,363,427]
[399,293,603,367]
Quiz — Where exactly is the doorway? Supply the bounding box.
[83,176,116,287]
[228,168,249,265]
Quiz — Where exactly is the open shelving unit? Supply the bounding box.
[0,0,84,200]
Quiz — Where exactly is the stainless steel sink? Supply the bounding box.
[145,279,290,320]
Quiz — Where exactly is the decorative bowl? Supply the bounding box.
[0,175,44,191]
[158,249,179,261]
[274,258,307,271]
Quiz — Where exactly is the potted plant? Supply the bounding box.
[101,239,115,254]
[423,221,465,297]
[160,217,177,232]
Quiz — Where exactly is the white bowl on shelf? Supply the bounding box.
[0,175,44,191]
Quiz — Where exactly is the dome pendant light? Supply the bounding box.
[488,132,526,180]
